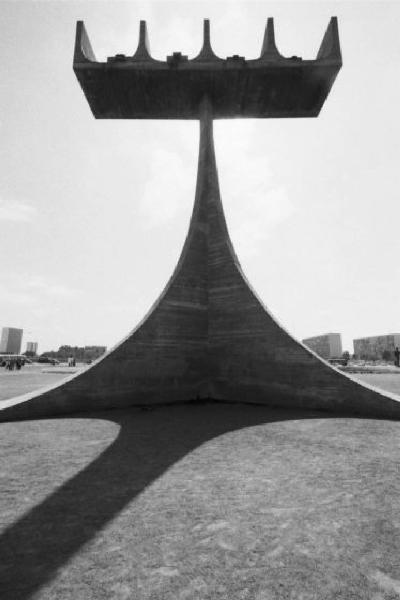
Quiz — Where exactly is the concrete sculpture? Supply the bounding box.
[1,18,400,421]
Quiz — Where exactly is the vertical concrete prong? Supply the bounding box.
[132,20,153,61]
[317,17,342,61]
[73,21,96,63]
[193,19,221,62]
[203,19,211,50]
[259,18,281,60]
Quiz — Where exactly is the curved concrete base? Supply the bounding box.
[2,103,400,421]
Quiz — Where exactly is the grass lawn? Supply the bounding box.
[350,372,400,396]
[0,365,78,402]
[1,404,400,599]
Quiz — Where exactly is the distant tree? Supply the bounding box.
[342,351,350,364]
[382,349,392,362]
[41,351,57,358]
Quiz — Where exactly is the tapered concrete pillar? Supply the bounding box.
[2,100,400,420]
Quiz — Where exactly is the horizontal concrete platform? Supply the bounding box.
[73,18,342,119]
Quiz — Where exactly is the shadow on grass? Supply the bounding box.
[0,403,357,599]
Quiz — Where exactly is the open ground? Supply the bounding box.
[0,364,83,403]
[1,403,400,599]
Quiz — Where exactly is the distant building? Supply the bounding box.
[353,334,400,361]
[0,327,23,354]
[302,333,342,360]
[26,341,38,355]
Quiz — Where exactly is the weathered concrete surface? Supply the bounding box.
[1,102,400,421]
[73,18,342,119]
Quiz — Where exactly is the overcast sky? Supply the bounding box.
[0,0,399,354]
